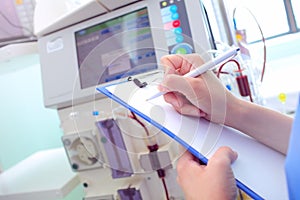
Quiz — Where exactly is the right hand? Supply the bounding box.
[159,54,235,124]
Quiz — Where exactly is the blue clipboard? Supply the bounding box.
[97,77,289,200]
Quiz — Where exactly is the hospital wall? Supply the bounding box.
[0,54,84,200]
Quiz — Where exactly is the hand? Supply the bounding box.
[159,54,236,124]
[177,146,238,200]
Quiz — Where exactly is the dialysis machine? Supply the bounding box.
[36,0,215,199]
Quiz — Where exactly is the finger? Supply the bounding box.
[175,103,205,117]
[208,146,238,168]
[177,150,205,187]
[163,92,206,117]
[161,54,205,76]
[162,74,201,102]
[178,150,195,164]
[160,55,192,74]
[163,91,188,108]
[163,92,182,108]
[177,150,200,174]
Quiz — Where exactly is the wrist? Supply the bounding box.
[224,95,245,128]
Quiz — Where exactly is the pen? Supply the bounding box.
[146,47,240,101]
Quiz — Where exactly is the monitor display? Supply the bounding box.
[75,8,157,89]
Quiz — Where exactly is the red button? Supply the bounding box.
[173,20,180,28]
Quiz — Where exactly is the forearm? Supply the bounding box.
[225,98,293,155]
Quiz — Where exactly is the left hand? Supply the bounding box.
[176,146,238,200]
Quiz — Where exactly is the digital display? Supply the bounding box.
[160,0,194,54]
[75,8,157,89]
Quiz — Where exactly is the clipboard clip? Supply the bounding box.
[131,77,148,88]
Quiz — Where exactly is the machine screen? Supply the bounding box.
[160,0,194,54]
[75,8,157,89]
